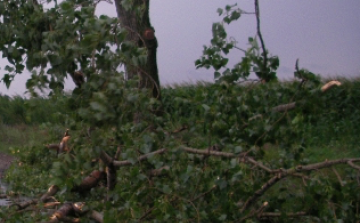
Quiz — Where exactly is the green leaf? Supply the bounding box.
[234,146,242,153]
[230,10,241,21]
[214,71,221,79]
[202,104,210,112]
[162,184,172,194]
[2,73,13,88]
[90,101,107,112]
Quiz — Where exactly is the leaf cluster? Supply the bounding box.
[195,4,279,83]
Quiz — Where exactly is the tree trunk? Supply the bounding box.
[114,0,161,98]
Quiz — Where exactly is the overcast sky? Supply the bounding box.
[1,0,360,96]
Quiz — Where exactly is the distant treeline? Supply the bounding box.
[0,94,68,125]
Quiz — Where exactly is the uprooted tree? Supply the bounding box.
[0,0,358,222]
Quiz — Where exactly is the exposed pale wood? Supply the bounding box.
[321,80,341,92]
[90,210,103,223]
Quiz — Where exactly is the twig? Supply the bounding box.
[239,158,360,212]
[239,201,268,222]
[191,185,217,202]
[114,146,122,160]
[240,173,285,212]
[137,66,161,99]
[181,146,240,158]
[347,161,360,171]
[332,167,344,187]
[246,157,274,173]
[148,165,170,177]
[113,148,167,167]
[271,102,296,113]
[259,211,307,219]
[294,158,360,172]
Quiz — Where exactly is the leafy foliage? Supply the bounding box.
[0,0,146,96]
[0,1,359,222]
[195,4,279,83]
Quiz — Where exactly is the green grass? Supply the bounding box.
[0,125,48,154]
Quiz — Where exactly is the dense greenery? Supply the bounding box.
[0,94,67,125]
[0,0,359,222]
[0,78,359,222]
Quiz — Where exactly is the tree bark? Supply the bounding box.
[114,0,161,98]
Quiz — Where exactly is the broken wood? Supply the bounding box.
[47,202,84,223]
[249,80,342,120]
[321,80,341,92]
[40,185,59,202]
[12,185,59,210]
[71,170,106,193]
[148,165,170,177]
[90,210,103,223]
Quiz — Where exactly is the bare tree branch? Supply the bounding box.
[90,210,103,223]
[181,146,240,158]
[254,0,267,77]
[239,157,360,212]
[271,102,296,113]
[113,148,167,167]
[259,211,307,219]
[240,173,285,212]
[321,80,341,92]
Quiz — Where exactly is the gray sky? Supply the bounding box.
[1,0,360,95]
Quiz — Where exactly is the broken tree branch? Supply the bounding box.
[240,174,285,212]
[90,210,103,223]
[259,211,307,219]
[181,146,239,158]
[248,80,342,120]
[47,202,85,223]
[321,80,341,92]
[12,185,59,210]
[271,102,296,113]
[148,165,170,177]
[239,157,360,212]
[71,170,106,193]
[112,148,167,167]
[40,185,59,202]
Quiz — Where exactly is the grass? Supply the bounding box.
[0,124,52,154]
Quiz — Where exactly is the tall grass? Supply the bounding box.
[0,94,69,153]
[0,94,68,125]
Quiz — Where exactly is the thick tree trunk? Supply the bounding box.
[114,0,161,98]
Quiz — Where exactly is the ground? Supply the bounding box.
[0,152,14,178]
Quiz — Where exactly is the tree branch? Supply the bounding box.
[181,146,240,158]
[259,211,307,219]
[113,148,167,167]
[254,0,267,76]
[321,80,341,92]
[239,157,360,212]
[240,173,285,212]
